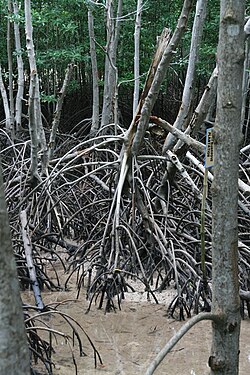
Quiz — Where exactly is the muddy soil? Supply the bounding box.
[24,263,250,375]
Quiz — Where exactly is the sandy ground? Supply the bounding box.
[24,265,250,375]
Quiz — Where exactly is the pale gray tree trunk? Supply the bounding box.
[0,162,30,374]
[241,35,250,144]
[101,0,123,129]
[48,63,74,160]
[163,0,208,153]
[7,0,15,135]
[0,64,12,131]
[133,0,143,116]
[13,0,24,134]
[25,0,47,175]
[209,1,245,374]
[88,5,100,135]
[28,68,39,181]
[173,66,218,152]
[20,209,44,309]
[131,0,194,155]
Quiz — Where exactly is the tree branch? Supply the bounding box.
[145,312,223,375]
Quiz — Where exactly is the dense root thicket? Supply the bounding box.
[24,304,102,375]
[0,126,105,374]
[1,121,250,330]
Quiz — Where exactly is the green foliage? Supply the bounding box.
[0,0,239,106]
[67,79,81,93]
[198,0,220,77]
[0,1,8,65]
[37,46,87,67]
[40,93,57,103]
[114,0,219,87]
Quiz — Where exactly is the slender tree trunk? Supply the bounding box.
[24,0,47,174]
[241,36,250,144]
[163,0,208,153]
[20,209,44,309]
[0,64,11,131]
[13,0,24,134]
[48,63,74,160]
[7,0,15,135]
[88,6,100,135]
[133,0,143,116]
[169,66,218,156]
[101,0,123,129]
[209,1,245,374]
[101,0,114,128]
[131,0,194,155]
[0,162,30,374]
[28,69,39,182]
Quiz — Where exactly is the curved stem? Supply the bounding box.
[145,312,222,375]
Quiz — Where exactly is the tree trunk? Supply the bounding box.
[131,0,193,155]
[133,0,143,116]
[163,0,208,153]
[7,0,15,136]
[13,0,24,135]
[48,63,74,160]
[24,0,47,173]
[88,5,100,135]
[28,69,39,182]
[0,162,30,374]
[20,209,44,310]
[209,1,245,374]
[241,35,250,144]
[0,64,11,132]
[101,0,123,129]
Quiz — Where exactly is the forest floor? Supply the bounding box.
[24,256,250,375]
